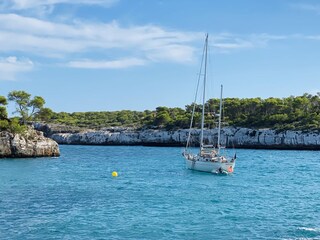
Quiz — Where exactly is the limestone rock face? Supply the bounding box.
[0,129,60,158]
[33,123,320,150]
[0,131,12,156]
[45,127,320,150]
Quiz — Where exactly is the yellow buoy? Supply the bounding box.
[112,171,118,177]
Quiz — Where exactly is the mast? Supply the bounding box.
[185,34,207,152]
[217,84,223,154]
[200,33,208,150]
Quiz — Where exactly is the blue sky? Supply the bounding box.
[0,0,320,114]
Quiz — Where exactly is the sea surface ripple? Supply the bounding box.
[0,146,319,239]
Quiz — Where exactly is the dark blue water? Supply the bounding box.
[0,146,319,240]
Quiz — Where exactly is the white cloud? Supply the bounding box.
[0,13,315,73]
[211,33,288,52]
[305,35,320,40]
[146,45,195,62]
[0,14,201,64]
[0,12,310,72]
[291,3,320,14]
[212,40,254,50]
[0,0,118,10]
[0,56,34,80]
[68,58,146,69]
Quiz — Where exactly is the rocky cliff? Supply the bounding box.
[0,128,60,158]
[34,123,320,150]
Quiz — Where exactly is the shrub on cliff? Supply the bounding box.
[0,90,52,133]
[8,90,46,124]
[0,118,27,134]
[7,118,27,134]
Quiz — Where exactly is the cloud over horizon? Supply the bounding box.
[1,1,319,81]
[0,0,119,10]
[0,56,34,81]
[291,3,320,14]
[0,13,201,63]
[68,58,146,69]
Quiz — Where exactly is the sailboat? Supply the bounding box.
[182,34,237,174]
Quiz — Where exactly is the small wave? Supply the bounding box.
[298,227,320,233]
[282,238,320,240]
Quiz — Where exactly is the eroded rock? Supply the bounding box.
[0,128,60,158]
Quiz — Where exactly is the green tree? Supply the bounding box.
[0,95,27,133]
[0,95,8,120]
[154,107,172,127]
[35,107,54,122]
[7,118,27,134]
[0,96,10,130]
[8,90,45,124]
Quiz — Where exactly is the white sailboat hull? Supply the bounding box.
[184,158,236,174]
[183,35,237,175]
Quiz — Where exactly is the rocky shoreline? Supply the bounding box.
[34,123,320,150]
[0,128,60,158]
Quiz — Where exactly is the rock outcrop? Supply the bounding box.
[0,128,60,158]
[33,122,84,137]
[34,123,320,150]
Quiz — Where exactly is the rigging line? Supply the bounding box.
[217,84,223,154]
[206,38,215,112]
[205,36,216,130]
[185,34,207,151]
[200,33,209,150]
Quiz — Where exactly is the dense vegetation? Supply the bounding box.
[222,94,320,131]
[47,93,320,132]
[0,91,46,133]
[1,91,320,132]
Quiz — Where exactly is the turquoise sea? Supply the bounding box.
[0,145,319,240]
